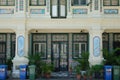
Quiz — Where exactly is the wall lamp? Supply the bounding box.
[87,1,92,6]
[36,30,38,33]
[80,30,84,33]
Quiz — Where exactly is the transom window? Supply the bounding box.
[30,0,46,6]
[103,0,119,6]
[0,0,15,6]
[71,0,87,6]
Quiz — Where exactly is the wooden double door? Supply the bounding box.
[52,42,68,72]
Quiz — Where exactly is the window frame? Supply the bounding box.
[71,0,87,6]
[30,0,46,6]
[73,42,87,58]
[32,33,47,59]
[103,0,119,6]
[33,43,47,59]
[0,0,15,6]
[72,33,89,59]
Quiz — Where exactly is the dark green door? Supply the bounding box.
[52,42,68,72]
[0,42,6,64]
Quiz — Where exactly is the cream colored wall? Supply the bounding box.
[0,0,120,77]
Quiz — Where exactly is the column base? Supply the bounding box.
[89,57,104,67]
[12,56,29,78]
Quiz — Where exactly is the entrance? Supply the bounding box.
[52,42,68,72]
[51,0,67,18]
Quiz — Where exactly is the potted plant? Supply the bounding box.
[41,62,53,79]
[74,65,81,80]
[26,53,43,78]
[91,65,103,79]
[6,58,13,78]
[83,73,87,80]
[87,69,93,80]
[102,48,120,65]
[69,65,72,74]
[74,52,89,75]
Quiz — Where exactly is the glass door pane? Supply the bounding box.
[0,43,6,64]
[60,43,67,71]
[53,43,59,71]
[51,0,58,17]
[60,0,66,17]
[33,43,46,58]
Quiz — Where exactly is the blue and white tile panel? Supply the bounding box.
[73,8,87,14]
[0,9,14,14]
[30,9,45,14]
[104,9,118,14]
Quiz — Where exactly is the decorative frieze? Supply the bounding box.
[30,9,45,14]
[0,9,14,14]
[52,34,68,41]
[73,8,87,14]
[33,34,46,41]
[104,9,118,14]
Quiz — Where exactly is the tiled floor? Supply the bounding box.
[7,71,104,80]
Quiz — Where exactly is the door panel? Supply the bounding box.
[60,43,67,71]
[53,43,59,71]
[0,43,6,64]
[52,42,68,71]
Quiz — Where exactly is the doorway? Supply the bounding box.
[52,42,68,72]
[51,0,67,18]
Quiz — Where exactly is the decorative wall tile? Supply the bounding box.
[73,8,87,14]
[30,9,45,14]
[104,9,118,14]
[0,9,14,14]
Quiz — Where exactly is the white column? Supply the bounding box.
[46,0,51,17]
[12,25,28,78]
[88,28,104,66]
[67,0,72,18]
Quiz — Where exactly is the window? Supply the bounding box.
[104,0,119,6]
[73,43,86,58]
[72,33,88,58]
[102,33,109,50]
[0,34,6,64]
[30,0,46,6]
[34,43,46,58]
[0,0,15,6]
[72,0,86,6]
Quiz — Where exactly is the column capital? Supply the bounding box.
[89,28,104,35]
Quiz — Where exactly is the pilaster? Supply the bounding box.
[88,27,104,66]
[67,0,72,18]
[12,26,28,78]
